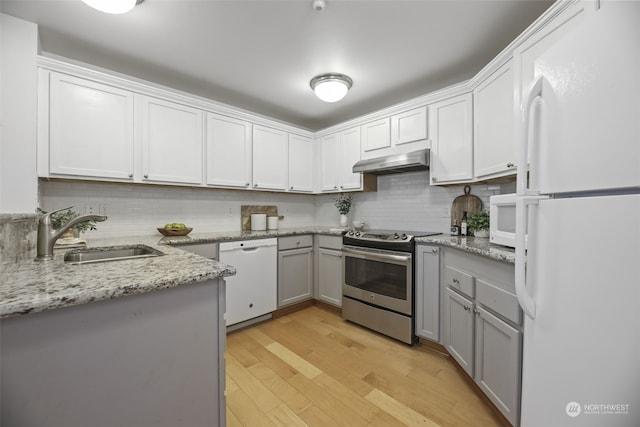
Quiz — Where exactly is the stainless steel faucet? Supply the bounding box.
[35,206,108,261]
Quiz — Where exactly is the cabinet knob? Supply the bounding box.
[296,241,301,245]
[453,278,460,284]
[473,309,480,315]
[506,162,515,168]
[334,186,338,190]
[254,183,258,187]
[340,186,344,189]
[432,177,438,182]
[464,305,471,311]
[245,183,250,187]
[290,186,294,190]
[128,173,133,178]
[144,174,149,179]
[431,248,438,253]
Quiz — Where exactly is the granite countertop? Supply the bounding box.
[2,226,512,321]
[0,236,235,320]
[156,226,345,245]
[0,227,343,320]
[417,234,516,264]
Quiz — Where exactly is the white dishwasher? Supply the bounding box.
[219,238,277,327]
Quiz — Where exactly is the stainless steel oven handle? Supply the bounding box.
[342,246,411,264]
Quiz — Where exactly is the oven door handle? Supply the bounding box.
[342,246,411,264]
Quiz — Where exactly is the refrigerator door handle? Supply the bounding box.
[515,196,544,319]
[517,75,545,196]
[516,75,549,320]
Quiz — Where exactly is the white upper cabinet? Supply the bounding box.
[319,133,340,192]
[140,96,204,185]
[361,106,428,159]
[45,72,135,180]
[391,106,428,146]
[473,60,516,179]
[361,118,390,153]
[206,113,252,189]
[339,127,363,191]
[319,127,363,193]
[429,93,473,185]
[252,125,288,191]
[288,134,314,193]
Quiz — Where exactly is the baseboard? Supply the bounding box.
[272,299,315,318]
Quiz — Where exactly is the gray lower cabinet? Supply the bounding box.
[415,244,440,341]
[315,235,343,307]
[277,235,314,307]
[442,248,522,426]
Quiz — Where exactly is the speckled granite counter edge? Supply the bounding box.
[416,235,516,264]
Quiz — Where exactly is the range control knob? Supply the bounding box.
[393,233,400,239]
[348,231,355,236]
[401,234,408,240]
[355,232,361,237]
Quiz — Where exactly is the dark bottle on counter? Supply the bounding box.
[460,211,468,236]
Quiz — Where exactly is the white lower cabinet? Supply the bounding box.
[415,245,440,341]
[442,248,522,426]
[277,236,314,307]
[315,235,343,307]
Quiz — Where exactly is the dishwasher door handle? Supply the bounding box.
[241,247,260,253]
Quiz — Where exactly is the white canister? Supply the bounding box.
[250,213,267,231]
[267,216,279,230]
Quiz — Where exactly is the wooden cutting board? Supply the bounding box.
[451,185,484,225]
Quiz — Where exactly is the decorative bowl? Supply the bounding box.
[157,227,193,236]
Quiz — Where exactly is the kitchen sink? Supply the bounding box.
[64,245,164,265]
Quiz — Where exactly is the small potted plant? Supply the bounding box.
[334,193,353,227]
[467,210,490,238]
[39,208,98,238]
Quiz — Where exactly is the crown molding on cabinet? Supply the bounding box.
[37,55,315,139]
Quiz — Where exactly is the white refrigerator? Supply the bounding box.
[514,1,640,426]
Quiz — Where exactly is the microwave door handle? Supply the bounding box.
[518,75,544,197]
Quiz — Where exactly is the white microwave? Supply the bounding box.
[489,193,525,248]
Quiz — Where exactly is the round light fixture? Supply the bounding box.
[81,0,143,14]
[310,73,353,103]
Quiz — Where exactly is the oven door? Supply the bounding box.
[342,245,413,315]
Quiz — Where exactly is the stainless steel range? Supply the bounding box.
[342,229,441,345]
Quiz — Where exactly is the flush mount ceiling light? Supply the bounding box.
[310,73,353,103]
[81,0,144,14]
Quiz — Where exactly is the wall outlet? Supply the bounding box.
[85,203,107,215]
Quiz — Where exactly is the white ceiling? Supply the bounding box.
[1,0,554,130]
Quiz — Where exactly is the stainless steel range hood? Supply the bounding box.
[352,149,429,175]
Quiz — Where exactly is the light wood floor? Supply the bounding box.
[225,305,507,427]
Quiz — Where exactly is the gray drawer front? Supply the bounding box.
[279,235,313,251]
[445,265,474,298]
[317,235,342,250]
[476,278,521,325]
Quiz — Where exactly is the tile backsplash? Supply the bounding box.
[39,173,502,238]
